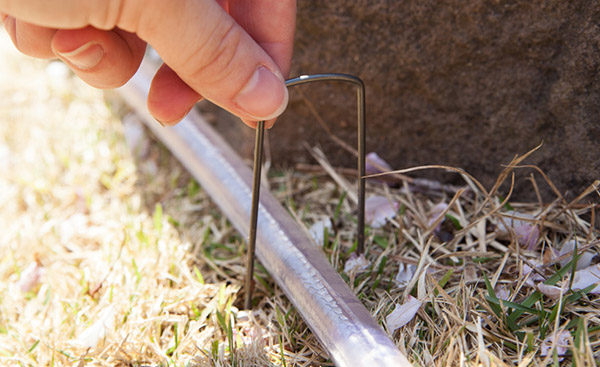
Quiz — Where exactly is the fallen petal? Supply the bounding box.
[497,211,534,233]
[536,283,565,299]
[365,196,398,228]
[540,330,570,358]
[428,202,455,242]
[497,211,539,249]
[494,284,511,301]
[523,263,545,287]
[571,264,600,294]
[559,240,595,270]
[17,262,43,293]
[344,252,370,275]
[515,223,540,251]
[394,263,416,286]
[72,305,116,348]
[427,203,448,229]
[386,296,422,333]
[365,152,393,175]
[309,219,332,247]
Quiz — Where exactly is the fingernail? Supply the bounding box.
[241,117,277,129]
[58,41,104,70]
[265,118,276,129]
[234,66,288,121]
[154,105,195,126]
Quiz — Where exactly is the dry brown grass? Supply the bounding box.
[0,31,326,366]
[1,28,599,367]
[289,143,600,366]
[288,138,600,366]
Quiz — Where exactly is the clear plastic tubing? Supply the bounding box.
[118,60,412,367]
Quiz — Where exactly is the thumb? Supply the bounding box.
[135,0,289,122]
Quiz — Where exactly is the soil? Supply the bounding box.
[206,0,600,202]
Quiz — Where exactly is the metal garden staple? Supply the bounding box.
[245,73,367,309]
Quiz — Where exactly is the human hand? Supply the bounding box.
[0,0,296,128]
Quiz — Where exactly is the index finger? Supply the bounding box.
[227,0,296,76]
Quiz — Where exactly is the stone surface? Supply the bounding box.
[207,1,600,201]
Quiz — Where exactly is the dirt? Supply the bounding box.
[206,0,600,202]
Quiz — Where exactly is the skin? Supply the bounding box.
[0,0,296,128]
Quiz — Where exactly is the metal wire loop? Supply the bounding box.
[245,73,366,309]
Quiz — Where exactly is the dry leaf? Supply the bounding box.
[386,296,422,333]
[365,195,398,228]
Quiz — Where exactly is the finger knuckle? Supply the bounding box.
[90,0,125,30]
[188,21,243,85]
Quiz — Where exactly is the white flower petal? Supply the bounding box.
[428,203,448,228]
[343,253,370,275]
[72,305,116,348]
[497,211,539,249]
[559,240,594,270]
[540,330,570,358]
[309,219,332,247]
[386,296,422,333]
[365,196,398,228]
[514,223,539,250]
[523,263,545,287]
[571,264,600,294]
[365,152,393,175]
[497,211,534,233]
[394,263,416,286]
[536,283,565,299]
[494,284,511,301]
[17,262,43,293]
